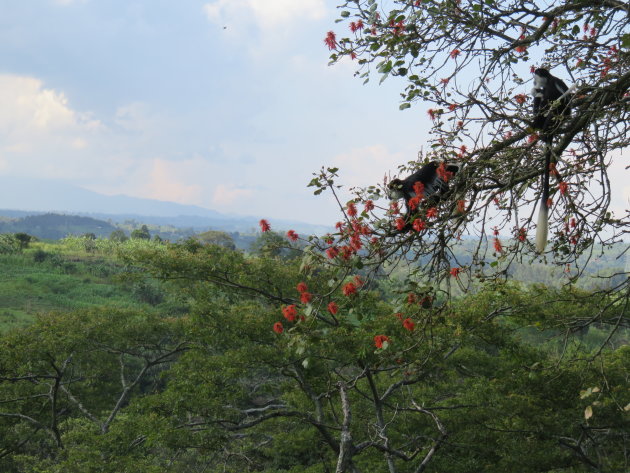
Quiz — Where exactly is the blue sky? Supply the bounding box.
[0,0,430,225]
[1,0,626,228]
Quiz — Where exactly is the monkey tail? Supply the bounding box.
[535,145,552,253]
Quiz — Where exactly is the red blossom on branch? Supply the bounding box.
[324,31,338,50]
[296,282,308,293]
[395,218,406,231]
[427,108,436,120]
[259,219,271,232]
[273,322,284,334]
[300,292,313,304]
[364,200,375,212]
[390,201,400,214]
[374,335,391,349]
[494,238,503,253]
[346,201,357,217]
[514,94,527,104]
[402,318,415,332]
[286,230,299,241]
[343,282,357,296]
[412,218,426,232]
[426,207,438,219]
[282,305,298,322]
[450,49,461,59]
[559,181,568,195]
[456,199,466,214]
[450,267,462,278]
[326,246,339,259]
[328,301,339,315]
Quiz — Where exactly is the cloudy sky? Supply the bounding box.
[0,1,626,227]
[0,0,431,225]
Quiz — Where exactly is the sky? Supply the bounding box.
[0,0,626,228]
[0,0,429,226]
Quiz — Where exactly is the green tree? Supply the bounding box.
[109,229,128,242]
[130,224,151,240]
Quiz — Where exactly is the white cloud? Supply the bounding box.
[212,184,255,206]
[203,0,326,30]
[142,158,205,205]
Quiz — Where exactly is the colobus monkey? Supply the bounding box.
[531,68,571,142]
[388,161,460,227]
[530,68,572,253]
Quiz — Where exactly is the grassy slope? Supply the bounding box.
[0,238,170,331]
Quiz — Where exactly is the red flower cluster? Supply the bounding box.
[326,246,339,259]
[402,318,415,332]
[450,49,461,59]
[346,201,357,217]
[296,282,308,293]
[493,238,503,253]
[412,218,425,232]
[282,305,297,322]
[427,109,436,120]
[349,20,364,33]
[364,200,375,212]
[436,162,454,183]
[395,218,406,231]
[374,335,391,349]
[456,199,466,214]
[343,282,357,296]
[426,207,437,219]
[328,301,339,315]
[516,227,527,242]
[559,181,568,195]
[450,267,462,278]
[259,219,271,232]
[514,94,527,104]
[273,322,284,334]
[286,230,298,241]
[324,31,338,50]
[296,282,312,304]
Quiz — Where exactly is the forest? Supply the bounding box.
[1,0,630,471]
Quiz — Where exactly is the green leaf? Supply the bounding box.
[622,34,630,48]
[399,103,411,110]
[340,11,350,18]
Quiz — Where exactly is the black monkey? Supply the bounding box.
[388,161,460,227]
[530,68,572,252]
[531,68,571,142]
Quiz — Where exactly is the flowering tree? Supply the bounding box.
[308,0,629,288]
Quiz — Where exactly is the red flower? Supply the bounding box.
[412,181,425,197]
[412,218,425,232]
[259,219,271,232]
[282,305,298,322]
[395,218,406,231]
[273,322,284,334]
[450,49,461,59]
[324,31,338,50]
[515,45,527,53]
[364,200,375,212]
[390,201,400,214]
[493,238,503,253]
[393,312,403,320]
[408,196,421,211]
[343,282,357,296]
[570,217,577,228]
[450,267,462,278]
[493,227,499,236]
[300,292,313,304]
[402,318,415,331]
[449,103,457,111]
[457,120,464,128]
[514,94,527,104]
[407,293,416,304]
[559,181,568,195]
[426,207,438,219]
[287,230,299,241]
[296,282,308,293]
[547,197,553,208]
[528,134,539,144]
[326,246,339,259]
[427,109,436,120]
[517,227,527,242]
[374,334,391,349]
[436,162,453,183]
[328,301,339,315]
[347,201,357,217]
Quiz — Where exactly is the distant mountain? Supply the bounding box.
[0,213,118,240]
[0,177,331,235]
